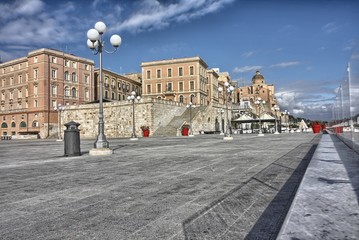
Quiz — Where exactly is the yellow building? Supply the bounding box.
[0,48,94,138]
[141,57,212,105]
[236,70,278,115]
[94,69,142,102]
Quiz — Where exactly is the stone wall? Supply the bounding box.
[61,98,186,139]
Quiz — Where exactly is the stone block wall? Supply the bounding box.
[62,98,186,139]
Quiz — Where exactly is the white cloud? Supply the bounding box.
[321,22,339,34]
[241,51,254,58]
[112,0,235,33]
[233,65,262,73]
[269,61,300,68]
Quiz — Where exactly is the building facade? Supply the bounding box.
[0,48,94,138]
[236,70,278,116]
[141,57,212,105]
[94,69,142,102]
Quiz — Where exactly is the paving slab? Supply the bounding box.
[0,133,318,239]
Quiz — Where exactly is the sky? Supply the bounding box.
[0,0,358,121]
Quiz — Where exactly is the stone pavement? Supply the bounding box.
[0,133,320,239]
[277,134,359,240]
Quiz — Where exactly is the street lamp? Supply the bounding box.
[255,97,266,136]
[54,104,65,141]
[127,91,141,140]
[186,102,195,137]
[271,105,280,134]
[87,21,122,153]
[218,82,235,140]
[217,108,224,135]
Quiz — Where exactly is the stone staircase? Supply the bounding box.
[153,106,205,136]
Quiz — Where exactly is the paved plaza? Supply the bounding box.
[0,133,332,239]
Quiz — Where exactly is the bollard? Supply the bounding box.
[63,121,81,157]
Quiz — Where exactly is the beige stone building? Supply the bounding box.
[236,70,278,116]
[141,57,213,105]
[0,48,94,138]
[94,69,142,102]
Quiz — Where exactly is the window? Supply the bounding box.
[190,94,195,103]
[105,77,109,84]
[190,66,194,75]
[190,81,194,90]
[34,85,38,95]
[18,75,23,84]
[179,95,184,103]
[71,72,76,82]
[10,77,14,85]
[71,87,77,98]
[168,68,172,77]
[52,100,56,108]
[105,91,108,99]
[34,99,38,107]
[18,90,22,98]
[157,83,161,93]
[34,69,38,79]
[52,85,57,95]
[84,64,89,70]
[167,82,172,91]
[34,57,38,63]
[32,120,39,127]
[118,81,122,90]
[51,56,57,63]
[9,91,14,99]
[1,122,8,128]
[85,75,89,84]
[112,92,115,100]
[179,67,183,76]
[64,86,70,97]
[146,70,151,79]
[1,92,5,100]
[157,69,161,78]
[51,69,57,79]
[179,82,183,91]
[118,94,121,100]
[147,84,151,93]
[72,62,77,68]
[65,60,70,67]
[11,122,16,128]
[10,66,14,71]
[2,79,5,87]
[85,89,89,99]
[65,71,69,81]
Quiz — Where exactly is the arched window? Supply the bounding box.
[64,71,69,81]
[179,95,184,103]
[20,121,26,128]
[190,94,195,103]
[1,122,8,128]
[11,122,16,128]
[64,86,70,97]
[32,120,39,127]
[71,87,77,98]
[71,72,76,82]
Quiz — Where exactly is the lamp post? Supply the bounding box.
[218,82,235,140]
[217,108,224,135]
[255,97,266,136]
[271,105,280,134]
[54,103,65,141]
[186,102,195,137]
[87,21,122,154]
[127,91,141,140]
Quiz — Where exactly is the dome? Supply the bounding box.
[252,70,265,84]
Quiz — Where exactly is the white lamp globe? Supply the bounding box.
[229,86,235,91]
[224,82,229,87]
[87,39,98,49]
[136,96,141,101]
[95,21,106,34]
[127,96,131,101]
[218,87,223,92]
[131,91,136,96]
[130,95,135,100]
[110,34,122,47]
[87,29,100,42]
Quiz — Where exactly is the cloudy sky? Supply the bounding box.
[1,0,358,121]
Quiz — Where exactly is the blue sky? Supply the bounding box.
[1,0,358,121]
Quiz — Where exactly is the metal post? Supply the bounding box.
[94,35,109,149]
[189,105,193,136]
[131,100,137,139]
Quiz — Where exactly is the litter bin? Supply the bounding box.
[64,121,81,157]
